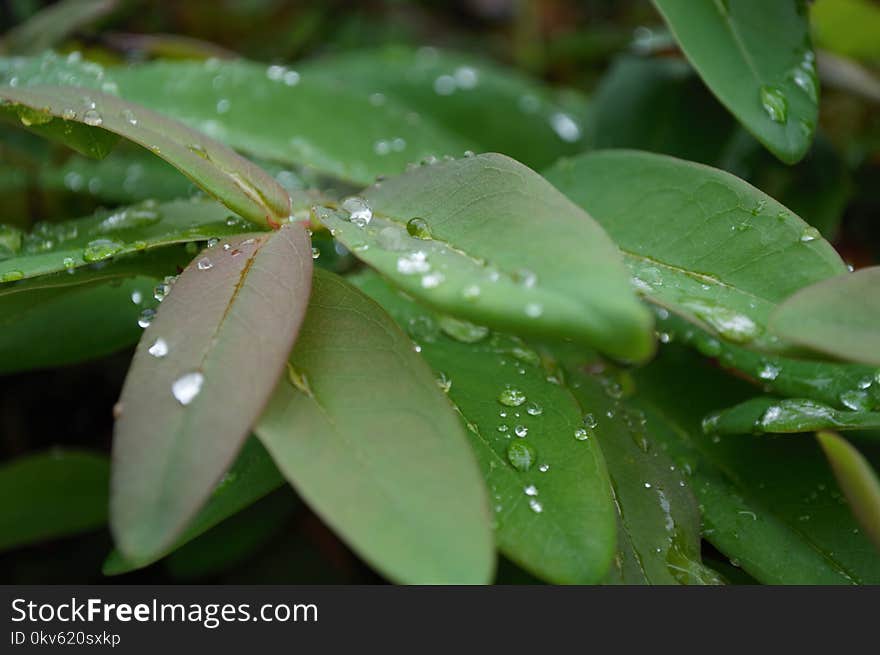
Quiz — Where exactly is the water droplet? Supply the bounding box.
[396,251,430,274]
[583,413,598,429]
[137,308,156,328]
[790,66,818,104]
[526,402,543,416]
[524,484,538,496]
[507,441,536,471]
[311,247,321,260]
[406,217,432,239]
[528,499,543,513]
[462,285,481,301]
[421,272,445,288]
[435,371,452,393]
[759,85,788,124]
[83,239,123,262]
[131,290,143,304]
[172,371,204,405]
[434,74,456,95]
[82,109,103,126]
[497,424,509,433]
[549,112,582,142]
[498,386,527,407]
[197,257,213,270]
[524,303,543,318]
[438,315,489,343]
[514,425,529,438]
[758,361,781,381]
[538,463,550,473]
[61,107,76,120]
[574,428,590,441]
[800,226,821,242]
[839,389,871,411]
[148,338,168,358]
[454,66,478,89]
[153,282,170,302]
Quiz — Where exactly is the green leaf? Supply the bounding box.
[652,0,818,163]
[110,224,312,562]
[0,449,109,552]
[591,55,736,165]
[301,45,588,169]
[633,346,880,584]
[0,276,157,374]
[817,431,880,552]
[255,270,494,584]
[0,198,245,283]
[703,396,880,436]
[317,153,653,362]
[104,437,285,575]
[544,150,846,351]
[0,0,118,55]
[354,272,616,584]
[110,58,472,185]
[656,311,879,412]
[769,267,880,366]
[561,365,719,585]
[0,63,291,227]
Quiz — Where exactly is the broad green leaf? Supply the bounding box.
[703,396,880,436]
[110,224,312,562]
[562,365,719,585]
[0,449,109,551]
[591,56,736,165]
[354,272,617,584]
[0,276,157,374]
[109,59,472,185]
[301,46,588,169]
[0,62,290,227]
[544,150,846,352]
[652,0,818,163]
[0,198,246,283]
[634,346,880,584]
[769,267,880,366]
[818,431,880,552]
[812,0,880,61]
[0,0,118,55]
[317,153,653,362]
[255,270,494,584]
[656,312,879,412]
[104,437,285,575]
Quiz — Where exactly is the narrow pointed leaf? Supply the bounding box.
[769,267,880,366]
[110,224,312,562]
[562,365,719,585]
[544,150,845,352]
[652,0,818,163]
[703,396,880,436]
[0,79,290,227]
[633,346,880,584]
[355,272,616,584]
[104,437,284,575]
[256,271,494,584]
[110,59,471,185]
[0,198,247,283]
[818,431,880,552]
[0,450,109,552]
[317,153,653,362]
[0,0,118,55]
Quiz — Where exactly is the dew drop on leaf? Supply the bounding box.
[148,338,169,358]
[507,441,536,472]
[759,85,788,124]
[172,371,204,406]
[498,386,527,407]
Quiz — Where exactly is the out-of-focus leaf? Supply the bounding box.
[0,56,290,228]
[256,271,494,584]
[165,490,295,580]
[544,150,846,352]
[0,0,118,55]
[0,449,109,552]
[633,346,880,584]
[818,431,880,552]
[110,59,471,185]
[110,224,312,562]
[652,0,818,163]
[0,276,157,374]
[591,56,736,165]
[562,364,719,585]
[812,0,880,61]
[104,437,285,575]
[703,396,880,436]
[0,198,246,283]
[655,311,880,412]
[301,46,589,169]
[355,272,616,584]
[317,153,653,362]
[770,267,880,366]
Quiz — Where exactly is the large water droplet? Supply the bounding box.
[507,441,536,472]
[82,108,103,126]
[759,85,788,124]
[406,217,432,239]
[172,371,204,405]
[438,315,489,343]
[342,196,372,227]
[83,239,123,262]
[148,338,168,358]
[396,251,430,274]
[498,386,527,407]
